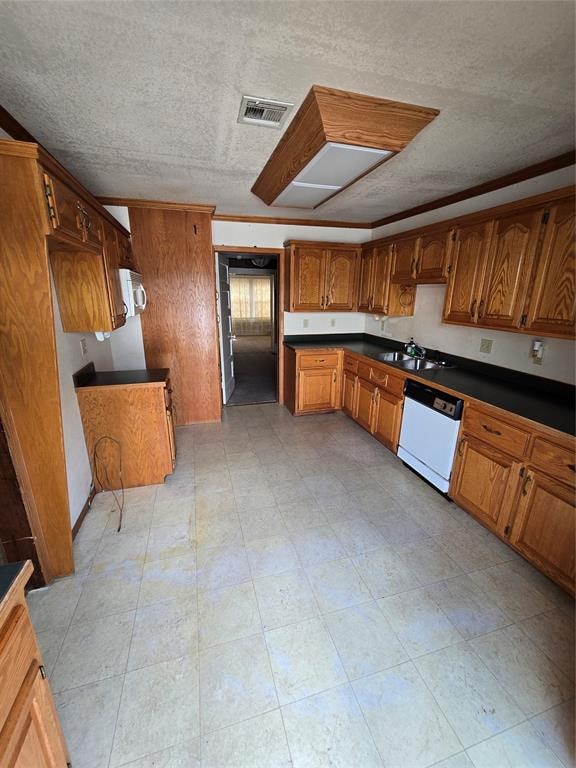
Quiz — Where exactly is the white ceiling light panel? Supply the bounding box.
[272,142,394,208]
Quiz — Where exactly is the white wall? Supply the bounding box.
[51,275,114,526]
[212,220,368,248]
[284,312,366,335]
[109,316,146,369]
[365,285,575,384]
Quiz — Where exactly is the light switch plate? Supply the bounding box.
[479,338,493,354]
[330,318,335,327]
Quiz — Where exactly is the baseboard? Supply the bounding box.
[72,485,96,540]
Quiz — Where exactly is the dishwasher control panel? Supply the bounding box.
[433,397,456,416]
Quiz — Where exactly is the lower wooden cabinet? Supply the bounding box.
[373,388,403,451]
[76,375,176,489]
[450,437,520,534]
[0,562,69,767]
[297,367,339,413]
[342,369,357,417]
[509,467,575,593]
[355,377,376,431]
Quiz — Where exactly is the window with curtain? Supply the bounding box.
[230,275,272,335]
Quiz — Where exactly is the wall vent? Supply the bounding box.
[237,95,294,129]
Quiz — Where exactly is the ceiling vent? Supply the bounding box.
[237,96,294,129]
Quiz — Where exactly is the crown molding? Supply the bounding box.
[213,213,371,229]
[98,197,216,214]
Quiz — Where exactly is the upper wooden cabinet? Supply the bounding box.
[478,208,543,329]
[358,244,416,316]
[117,231,136,270]
[443,194,575,337]
[286,242,359,312]
[388,229,451,284]
[443,220,493,324]
[523,198,576,336]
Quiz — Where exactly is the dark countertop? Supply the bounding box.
[74,362,169,389]
[0,561,26,603]
[285,334,575,436]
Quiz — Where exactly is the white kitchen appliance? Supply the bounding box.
[397,380,464,493]
[119,269,147,317]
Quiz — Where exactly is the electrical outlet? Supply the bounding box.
[380,320,385,331]
[479,338,493,354]
[80,337,88,356]
[303,319,309,329]
[330,318,335,328]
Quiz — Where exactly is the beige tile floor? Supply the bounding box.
[27,404,575,768]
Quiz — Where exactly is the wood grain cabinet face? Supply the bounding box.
[355,377,376,432]
[42,173,85,243]
[117,232,136,270]
[103,222,127,328]
[372,389,403,451]
[524,199,576,336]
[417,230,450,283]
[478,209,543,329]
[357,248,375,312]
[450,437,520,534]
[290,246,326,311]
[297,367,338,413]
[324,248,358,311]
[391,236,419,283]
[509,468,575,593]
[443,221,493,324]
[342,369,357,416]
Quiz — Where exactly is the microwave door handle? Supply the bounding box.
[140,286,147,310]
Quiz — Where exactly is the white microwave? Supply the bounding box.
[119,269,147,317]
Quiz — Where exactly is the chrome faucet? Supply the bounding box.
[405,337,426,358]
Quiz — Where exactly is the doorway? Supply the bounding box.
[216,250,281,406]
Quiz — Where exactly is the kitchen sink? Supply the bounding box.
[398,358,440,371]
[377,351,411,362]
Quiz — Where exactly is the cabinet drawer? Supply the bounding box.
[529,436,576,485]
[463,406,530,458]
[357,361,372,381]
[343,356,358,374]
[298,353,339,370]
[0,606,38,732]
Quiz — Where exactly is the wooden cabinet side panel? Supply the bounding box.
[129,208,221,424]
[77,386,173,489]
[0,155,72,580]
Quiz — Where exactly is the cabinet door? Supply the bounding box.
[357,248,375,312]
[355,377,376,432]
[103,221,127,329]
[117,232,136,270]
[82,204,104,248]
[42,173,84,243]
[443,221,493,325]
[0,668,69,767]
[509,468,575,594]
[290,246,326,311]
[342,370,357,416]
[371,245,392,313]
[450,436,519,534]
[478,209,543,329]
[324,248,358,311]
[373,389,403,451]
[524,199,576,337]
[391,236,419,283]
[297,368,337,413]
[417,229,450,283]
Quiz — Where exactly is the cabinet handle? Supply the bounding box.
[482,424,502,436]
[477,299,485,319]
[333,371,336,383]
[458,439,464,456]
[470,299,477,319]
[521,473,532,496]
[321,295,325,308]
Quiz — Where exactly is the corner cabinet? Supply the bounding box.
[443,193,575,338]
[0,562,69,767]
[286,242,359,312]
[358,244,415,316]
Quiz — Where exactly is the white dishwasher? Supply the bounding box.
[397,380,464,493]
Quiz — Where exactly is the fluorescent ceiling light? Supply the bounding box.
[274,181,340,208]
[295,142,393,188]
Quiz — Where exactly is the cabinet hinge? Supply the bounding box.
[451,230,457,242]
[542,211,550,225]
[39,664,47,679]
[446,264,452,274]
[504,525,510,536]
[520,314,528,327]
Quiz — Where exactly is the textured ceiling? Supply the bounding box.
[0,1,573,223]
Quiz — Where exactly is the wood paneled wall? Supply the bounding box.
[128,208,221,424]
[0,150,73,580]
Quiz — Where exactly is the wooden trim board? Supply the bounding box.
[99,197,216,214]
[71,486,97,540]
